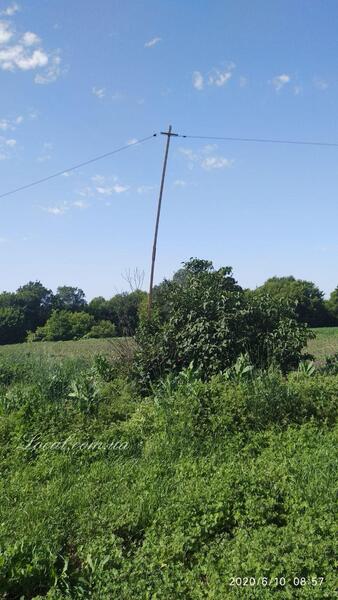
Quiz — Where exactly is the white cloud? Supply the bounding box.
[0,21,13,44]
[180,145,234,172]
[73,200,87,209]
[0,3,20,17]
[192,70,204,91]
[21,31,40,46]
[91,174,106,185]
[193,63,235,91]
[92,86,105,99]
[294,84,302,96]
[127,138,138,145]
[96,183,129,196]
[144,37,161,48]
[78,186,93,198]
[201,156,233,170]
[0,134,16,158]
[137,185,155,194]
[113,184,129,193]
[37,141,53,162]
[43,205,68,216]
[0,115,23,130]
[208,65,234,87]
[34,52,63,84]
[0,14,63,83]
[271,73,290,91]
[179,147,198,162]
[173,179,187,187]
[313,77,328,91]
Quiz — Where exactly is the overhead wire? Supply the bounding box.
[2,129,338,201]
[0,133,157,200]
[178,133,338,148]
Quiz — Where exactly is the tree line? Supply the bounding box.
[0,283,146,344]
[0,269,337,345]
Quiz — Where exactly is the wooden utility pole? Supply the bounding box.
[147,125,178,317]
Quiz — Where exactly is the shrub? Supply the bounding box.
[133,258,313,391]
[84,320,116,339]
[30,310,94,341]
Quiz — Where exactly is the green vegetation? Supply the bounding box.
[308,327,338,361]
[0,337,134,363]
[0,327,336,366]
[134,259,313,391]
[0,265,336,346]
[0,283,146,345]
[1,259,337,598]
[254,276,336,327]
[0,354,336,598]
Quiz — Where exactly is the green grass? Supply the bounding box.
[0,327,337,366]
[308,327,338,361]
[0,337,135,363]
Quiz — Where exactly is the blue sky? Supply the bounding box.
[0,0,337,299]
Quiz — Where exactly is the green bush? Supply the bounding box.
[84,320,116,339]
[134,259,313,391]
[30,310,95,341]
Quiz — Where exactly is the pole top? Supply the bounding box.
[160,125,179,137]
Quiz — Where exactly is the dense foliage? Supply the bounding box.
[0,283,145,344]
[0,353,336,598]
[326,286,338,324]
[0,266,336,345]
[254,276,336,327]
[134,259,313,391]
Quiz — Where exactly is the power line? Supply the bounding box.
[178,133,338,148]
[0,133,157,200]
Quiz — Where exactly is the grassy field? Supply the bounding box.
[0,327,337,364]
[308,327,338,361]
[0,336,135,363]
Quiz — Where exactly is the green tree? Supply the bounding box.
[88,297,113,322]
[108,290,147,336]
[255,276,330,327]
[54,286,87,312]
[326,286,338,324]
[15,281,54,331]
[0,307,26,344]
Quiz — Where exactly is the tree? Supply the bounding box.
[54,286,87,312]
[326,286,338,325]
[108,290,147,336]
[254,276,330,327]
[88,297,113,322]
[133,259,313,391]
[15,281,54,331]
[0,307,26,344]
